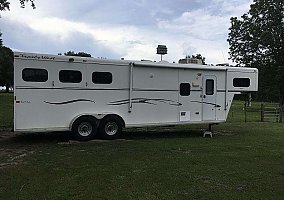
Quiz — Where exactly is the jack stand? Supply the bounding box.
[203,124,213,138]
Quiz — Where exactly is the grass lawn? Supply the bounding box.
[0,92,13,128]
[0,93,283,200]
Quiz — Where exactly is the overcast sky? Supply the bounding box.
[0,0,253,64]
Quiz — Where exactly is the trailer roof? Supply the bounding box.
[14,52,257,72]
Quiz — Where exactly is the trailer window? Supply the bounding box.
[22,68,48,82]
[206,79,214,95]
[92,72,112,84]
[59,70,82,83]
[180,83,191,96]
[233,78,250,87]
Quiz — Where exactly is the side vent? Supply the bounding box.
[179,111,190,122]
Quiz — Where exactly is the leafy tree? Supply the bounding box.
[0,0,35,92]
[0,0,9,11]
[0,46,13,92]
[190,54,206,65]
[0,0,35,10]
[19,0,35,9]
[179,54,206,65]
[228,0,283,67]
[63,51,92,58]
[0,0,35,44]
[0,0,9,46]
[228,0,284,102]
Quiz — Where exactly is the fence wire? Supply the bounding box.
[227,101,283,123]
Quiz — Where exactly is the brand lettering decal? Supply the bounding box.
[16,100,31,104]
[16,54,55,60]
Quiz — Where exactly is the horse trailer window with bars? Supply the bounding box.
[59,70,82,83]
[92,72,112,84]
[233,78,250,87]
[22,68,48,82]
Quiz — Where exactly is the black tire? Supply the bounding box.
[99,116,122,140]
[72,116,97,141]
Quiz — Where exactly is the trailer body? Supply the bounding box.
[13,52,258,139]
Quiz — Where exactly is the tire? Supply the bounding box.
[99,116,122,140]
[72,116,97,141]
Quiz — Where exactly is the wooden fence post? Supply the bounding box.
[280,106,283,123]
[244,102,247,123]
[260,103,264,122]
[276,108,279,123]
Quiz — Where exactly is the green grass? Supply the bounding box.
[0,92,13,128]
[0,93,283,199]
[227,101,280,123]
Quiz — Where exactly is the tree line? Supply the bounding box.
[228,0,284,103]
[1,0,284,104]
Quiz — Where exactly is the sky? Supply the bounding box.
[0,0,253,64]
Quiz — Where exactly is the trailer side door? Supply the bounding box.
[202,75,217,121]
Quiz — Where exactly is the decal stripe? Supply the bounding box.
[108,98,182,106]
[15,87,177,92]
[44,99,95,105]
[190,101,221,108]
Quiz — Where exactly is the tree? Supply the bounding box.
[63,51,92,58]
[191,54,206,65]
[0,0,9,11]
[0,0,10,46]
[0,46,13,92]
[0,0,35,11]
[0,0,35,44]
[227,0,284,102]
[0,0,35,92]
[179,54,206,65]
[19,0,35,9]
[228,0,283,67]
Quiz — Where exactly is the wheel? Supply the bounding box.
[72,116,97,141]
[99,116,123,140]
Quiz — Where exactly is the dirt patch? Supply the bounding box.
[0,147,35,169]
[214,130,238,136]
[0,128,15,140]
[0,128,33,169]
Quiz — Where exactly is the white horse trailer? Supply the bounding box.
[13,52,258,140]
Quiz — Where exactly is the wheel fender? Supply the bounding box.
[100,114,125,128]
[70,114,100,131]
[69,113,125,131]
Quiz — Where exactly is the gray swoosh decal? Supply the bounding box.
[44,99,95,105]
[109,98,182,106]
[191,101,221,108]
